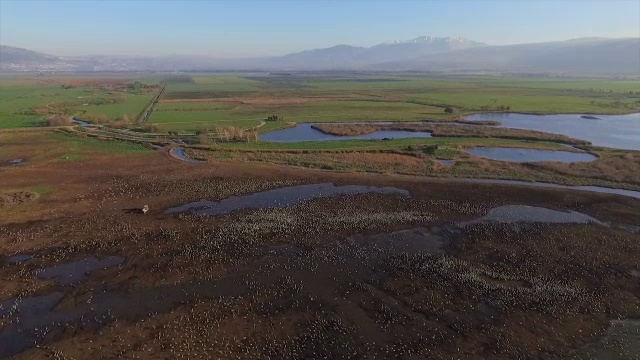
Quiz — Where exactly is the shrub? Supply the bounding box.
[195,127,210,136]
[197,134,212,145]
[85,114,109,124]
[45,115,71,126]
[266,115,283,121]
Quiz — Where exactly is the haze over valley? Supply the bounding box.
[2,36,639,75]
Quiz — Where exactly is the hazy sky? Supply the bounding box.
[1,0,638,57]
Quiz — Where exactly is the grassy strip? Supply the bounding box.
[311,123,590,146]
[210,137,569,151]
[48,131,151,154]
[187,147,640,191]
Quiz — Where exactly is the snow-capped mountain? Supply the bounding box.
[264,36,486,69]
[381,36,477,45]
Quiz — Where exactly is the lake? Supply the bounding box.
[465,113,640,150]
[260,123,431,142]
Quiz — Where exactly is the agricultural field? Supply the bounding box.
[0,74,161,129]
[2,73,638,133]
[142,73,640,134]
[3,72,638,189]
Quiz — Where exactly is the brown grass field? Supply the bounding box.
[187,144,640,190]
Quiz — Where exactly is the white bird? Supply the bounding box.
[142,205,149,214]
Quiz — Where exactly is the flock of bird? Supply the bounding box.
[0,175,636,358]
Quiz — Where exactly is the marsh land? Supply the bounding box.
[1,72,639,359]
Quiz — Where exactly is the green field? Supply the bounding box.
[152,100,445,132]
[210,136,569,151]
[2,73,639,134]
[144,74,640,133]
[0,75,159,129]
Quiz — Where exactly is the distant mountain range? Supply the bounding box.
[1,36,639,75]
[260,36,486,69]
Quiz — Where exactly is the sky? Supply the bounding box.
[1,0,638,57]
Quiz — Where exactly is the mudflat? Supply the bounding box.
[1,134,639,359]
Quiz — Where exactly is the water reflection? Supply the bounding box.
[465,113,640,150]
[260,123,432,142]
[166,183,410,215]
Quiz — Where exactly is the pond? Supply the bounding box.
[465,147,597,163]
[260,123,432,142]
[458,205,606,227]
[5,254,32,265]
[71,117,91,127]
[436,159,453,166]
[170,147,203,163]
[465,113,640,150]
[166,183,410,215]
[426,177,640,200]
[36,256,125,286]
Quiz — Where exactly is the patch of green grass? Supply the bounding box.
[407,92,638,114]
[0,77,161,129]
[150,100,446,132]
[31,184,52,196]
[80,92,155,120]
[47,132,151,155]
[214,137,568,151]
[0,86,87,128]
[59,153,81,161]
[426,147,462,159]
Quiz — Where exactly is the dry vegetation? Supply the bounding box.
[187,146,640,190]
[216,126,259,142]
[311,124,380,136]
[0,191,37,208]
[528,149,640,186]
[43,115,71,127]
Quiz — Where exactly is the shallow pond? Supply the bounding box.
[5,254,32,265]
[71,118,91,127]
[0,292,64,322]
[170,147,203,163]
[465,147,597,163]
[260,123,432,142]
[459,205,606,227]
[166,183,410,215]
[465,113,640,150]
[434,177,640,200]
[36,256,124,286]
[436,160,453,166]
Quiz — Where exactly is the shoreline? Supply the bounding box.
[177,146,640,200]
